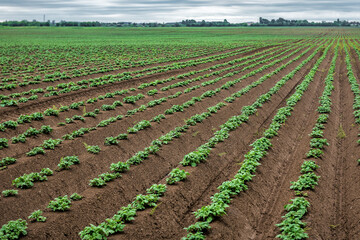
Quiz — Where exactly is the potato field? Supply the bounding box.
[0,27,359,239]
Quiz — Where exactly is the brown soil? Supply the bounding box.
[1,37,359,240]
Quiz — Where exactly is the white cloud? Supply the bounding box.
[0,0,359,22]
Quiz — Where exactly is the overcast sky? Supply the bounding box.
[1,0,359,23]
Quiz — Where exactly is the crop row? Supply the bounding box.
[181,40,332,239]
[276,40,338,240]
[1,42,247,90]
[0,46,256,104]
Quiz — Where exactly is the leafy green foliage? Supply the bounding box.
[84,143,101,154]
[2,189,18,197]
[12,168,52,189]
[0,157,16,167]
[58,156,80,170]
[110,162,129,173]
[28,210,46,222]
[132,194,159,210]
[146,184,167,196]
[42,138,62,149]
[44,108,59,116]
[70,193,83,201]
[113,204,137,222]
[79,224,110,240]
[290,172,320,191]
[0,219,27,239]
[276,197,310,240]
[89,172,120,187]
[0,138,8,149]
[47,195,71,211]
[127,120,151,133]
[306,148,323,158]
[300,160,319,173]
[181,147,211,167]
[166,168,190,185]
[194,202,228,222]
[26,147,45,156]
[309,138,328,149]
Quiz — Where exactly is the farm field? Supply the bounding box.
[0,27,360,239]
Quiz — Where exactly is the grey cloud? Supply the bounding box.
[0,0,359,22]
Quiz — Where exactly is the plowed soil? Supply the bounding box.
[1,32,359,240]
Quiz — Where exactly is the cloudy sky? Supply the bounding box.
[1,0,359,23]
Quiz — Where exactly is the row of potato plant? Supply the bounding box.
[79,184,167,239]
[0,46,256,106]
[345,40,360,149]
[276,40,338,240]
[181,40,332,239]
[1,43,252,92]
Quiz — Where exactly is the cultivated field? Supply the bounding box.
[0,27,359,239]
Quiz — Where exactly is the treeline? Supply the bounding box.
[0,18,359,27]
[0,19,247,27]
[257,17,359,27]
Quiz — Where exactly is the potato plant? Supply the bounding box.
[0,157,16,167]
[58,156,80,170]
[2,189,18,197]
[28,210,46,222]
[0,219,27,239]
[84,143,101,154]
[166,168,190,185]
[47,195,71,211]
[70,193,83,201]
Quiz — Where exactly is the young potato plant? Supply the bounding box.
[300,160,319,173]
[181,147,211,167]
[123,93,144,104]
[89,172,121,187]
[47,195,71,211]
[58,156,80,170]
[104,136,118,145]
[150,114,165,123]
[127,120,151,134]
[146,184,167,196]
[290,172,320,191]
[42,138,63,150]
[166,168,190,185]
[276,197,310,240]
[306,148,324,158]
[2,189,18,197]
[26,147,45,156]
[28,210,46,222]
[70,193,83,201]
[0,138,8,149]
[147,89,158,96]
[0,219,28,239]
[309,138,329,149]
[12,168,53,189]
[110,162,129,173]
[84,143,101,154]
[79,224,112,240]
[0,157,16,167]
